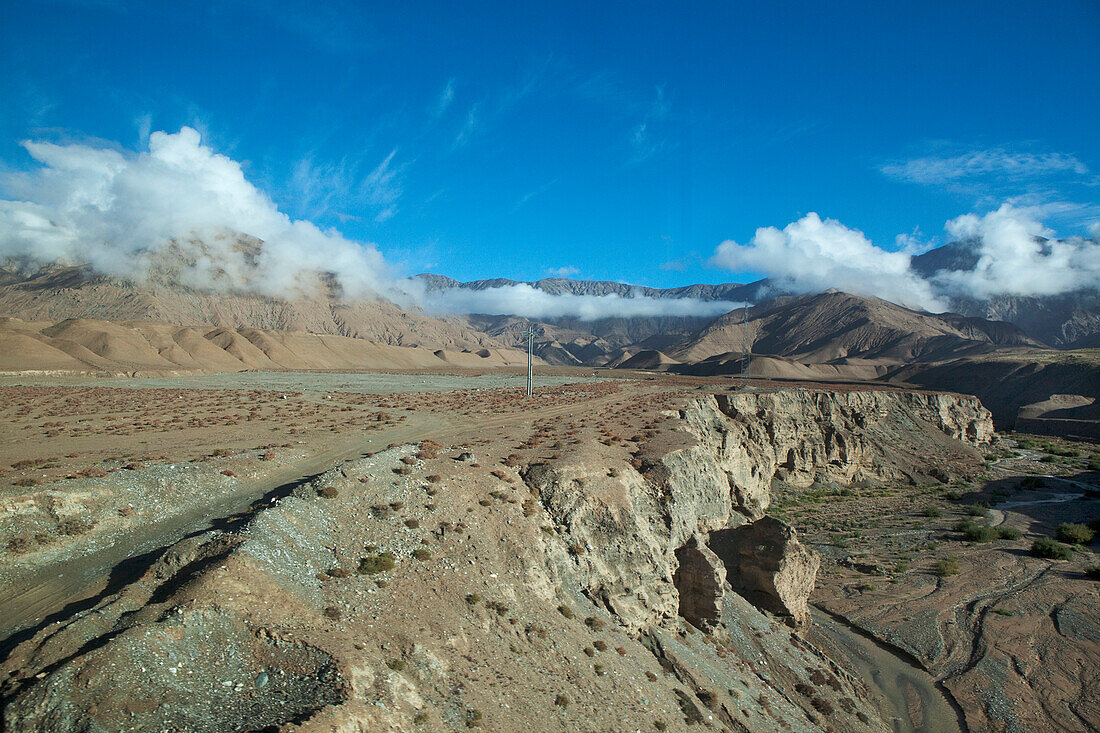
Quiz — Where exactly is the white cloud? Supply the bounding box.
[432,79,455,118]
[546,266,579,278]
[359,149,403,222]
[453,107,479,148]
[933,204,1100,298]
[881,149,1089,185]
[709,213,946,311]
[0,127,392,298]
[413,283,743,321]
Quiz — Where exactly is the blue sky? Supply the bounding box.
[2,0,1098,291]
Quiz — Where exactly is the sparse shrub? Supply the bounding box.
[594,664,605,676]
[996,526,1022,540]
[12,478,38,487]
[404,519,420,529]
[645,671,658,682]
[465,708,483,728]
[654,721,667,731]
[935,557,960,577]
[923,506,943,518]
[6,536,32,554]
[478,498,492,507]
[964,524,998,543]
[811,696,834,715]
[795,682,814,697]
[487,600,509,616]
[465,593,482,605]
[963,503,989,517]
[1056,522,1094,545]
[1031,538,1072,560]
[326,566,350,578]
[993,607,1014,616]
[593,640,608,652]
[358,552,397,574]
[557,604,574,619]
[386,659,406,671]
[583,646,595,657]
[426,474,441,483]
[584,616,605,631]
[412,548,432,561]
[1085,565,1100,579]
[317,485,339,499]
[59,516,94,536]
[221,469,236,477]
[554,694,569,707]
[413,711,429,725]
[323,606,342,620]
[1020,476,1044,489]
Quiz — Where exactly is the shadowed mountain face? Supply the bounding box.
[911,239,1100,348]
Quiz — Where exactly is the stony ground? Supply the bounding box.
[1,371,1092,733]
[1,377,894,732]
[778,435,1100,733]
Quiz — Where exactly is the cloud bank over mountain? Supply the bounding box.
[1,128,1096,320]
[709,207,1099,312]
[409,281,743,321]
[0,127,393,299]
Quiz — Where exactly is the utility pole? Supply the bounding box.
[521,325,539,396]
[741,304,751,381]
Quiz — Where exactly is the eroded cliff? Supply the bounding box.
[1,386,992,732]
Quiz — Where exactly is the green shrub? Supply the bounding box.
[1020,476,1045,489]
[923,506,943,518]
[934,557,960,577]
[1056,523,1095,545]
[1085,565,1100,579]
[386,659,406,671]
[358,552,397,574]
[963,503,989,517]
[996,526,1022,540]
[411,548,432,561]
[1031,538,1072,560]
[964,524,998,543]
[465,593,482,605]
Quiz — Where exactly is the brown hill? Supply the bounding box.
[0,317,532,375]
[673,290,1042,365]
[0,264,500,351]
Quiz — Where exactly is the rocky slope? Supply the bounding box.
[0,317,533,375]
[672,291,1042,366]
[0,263,501,350]
[1,386,992,731]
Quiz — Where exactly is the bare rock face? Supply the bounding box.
[710,517,820,625]
[523,388,992,633]
[672,538,727,630]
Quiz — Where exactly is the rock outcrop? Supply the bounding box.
[523,387,992,632]
[710,517,820,625]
